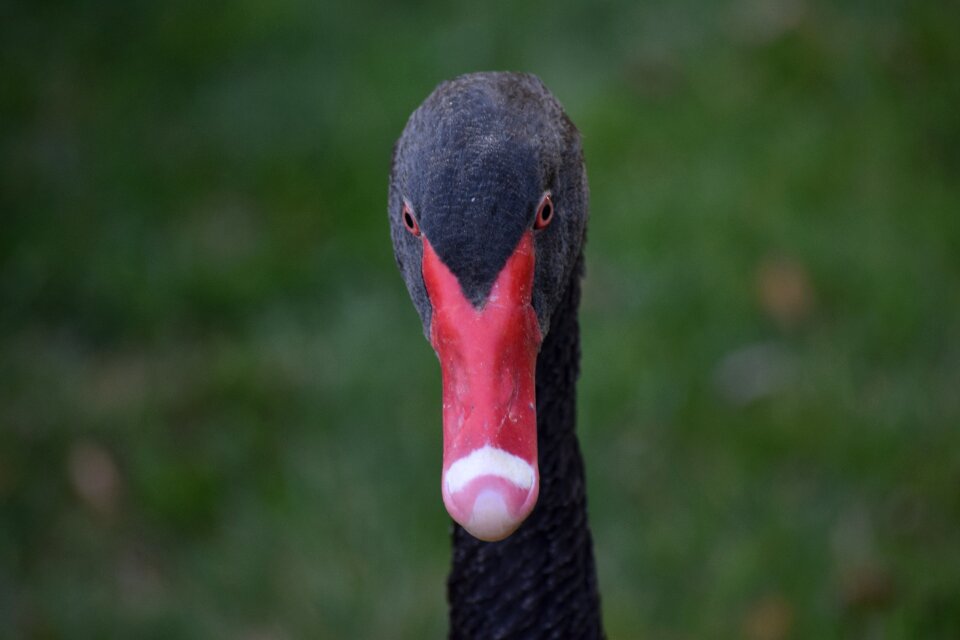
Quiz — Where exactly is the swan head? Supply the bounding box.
[388,72,588,541]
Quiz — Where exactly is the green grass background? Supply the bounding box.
[2,1,959,638]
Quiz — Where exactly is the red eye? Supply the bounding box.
[534,193,554,230]
[402,202,420,236]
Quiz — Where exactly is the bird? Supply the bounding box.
[388,72,603,639]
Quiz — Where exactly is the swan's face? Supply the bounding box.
[388,73,587,541]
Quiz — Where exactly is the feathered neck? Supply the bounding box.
[446,254,604,639]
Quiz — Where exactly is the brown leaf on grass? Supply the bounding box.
[67,441,121,516]
[840,564,896,612]
[755,254,815,329]
[742,593,795,640]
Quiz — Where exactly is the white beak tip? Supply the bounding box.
[462,490,520,541]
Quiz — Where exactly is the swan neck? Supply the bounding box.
[447,254,604,638]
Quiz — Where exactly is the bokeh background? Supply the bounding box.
[2,0,959,638]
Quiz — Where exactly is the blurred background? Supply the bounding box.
[2,0,959,638]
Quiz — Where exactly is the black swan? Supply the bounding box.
[388,72,603,639]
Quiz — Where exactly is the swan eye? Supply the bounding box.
[534,194,554,230]
[402,203,421,236]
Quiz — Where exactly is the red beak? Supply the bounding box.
[422,232,541,541]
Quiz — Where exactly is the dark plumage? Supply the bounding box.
[389,72,603,639]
